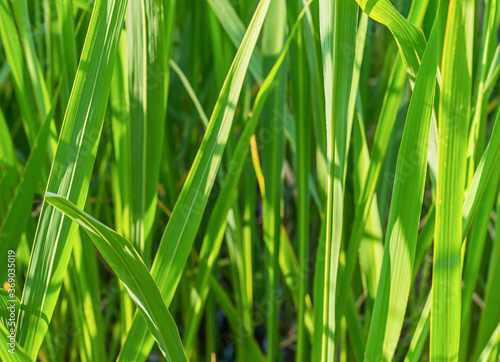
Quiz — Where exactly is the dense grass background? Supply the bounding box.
[0,0,499,361]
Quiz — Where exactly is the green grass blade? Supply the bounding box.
[431,0,471,359]
[318,0,357,359]
[45,193,187,361]
[364,17,437,361]
[11,0,51,120]
[118,1,272,359]
[16,0,128,357]
[0,107,53,280]
[472,182,500,360]
[182,18,300,348]
[0,0,39,146]
[462,110,500,236]
[336,0,431,324]
[169,59,209,128]
[261,0,286,359]
[207,0,263,83]
[0,290,28,361]
[126,0,166,263]
[289,1,311,359]
[354,0,426,82]
[460,159,500,360]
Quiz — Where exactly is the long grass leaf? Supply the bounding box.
[364,17,437,361]
[118,1,272,359]
[431,1,471,359]
[16,0,128,357]
[45,193,187,361]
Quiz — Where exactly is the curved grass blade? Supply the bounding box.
[118,1,272,359]
[45,193,187,361]
[354,0,426,83]
[16,0,129,357]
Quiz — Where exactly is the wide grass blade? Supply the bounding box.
[431,0,471,360]
[126,0,166,263]
[45,193,187,361]
[364,17,437,361]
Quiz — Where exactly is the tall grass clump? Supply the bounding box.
[0,0,499,361]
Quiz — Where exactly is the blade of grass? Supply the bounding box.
[459,159,500,360]
[0,84,60,281]
[318,0,358,359]
[207,0,263,84]
[336,0,431,325]
[431,0,471,359]
[472,180,500,360]
[11,0,51,120]
[354,0,426,83]
[260,0,286,359]
[126,0,166,264]
[16,0,129,357]
[405,106,500,361]
[364,16,437,360]
[477,320,500,362]
[45,193,187,361]
[182,2,314,356]
[0,0,40,146]
[118,1,272,359]
[109,30,136,342]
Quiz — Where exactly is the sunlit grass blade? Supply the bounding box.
[431,0,471,359]
[364,16,437,360]
[11,0,51,120]
[0,105,52,281]
[336,0,431,323]
[0,0,39,146]
[0,290,28,361]
[208,0,263,83]
[318,0,358,359]
[126,0,166,264]
[45,193,187,361]
[16,0,129,357]
[354,0,426,82]
[182,11,306,349]
[118,1,272,359]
